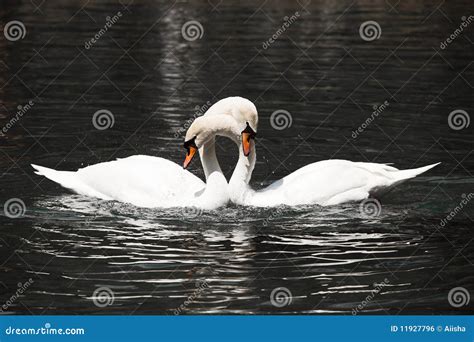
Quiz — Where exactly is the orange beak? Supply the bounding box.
[242,132,252,156]
[183,146,197,169]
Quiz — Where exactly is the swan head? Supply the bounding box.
[241,122,257,156]
[182,97,259,168]
[230,99,258,157]
[205,97,259,157]
[183,136,198,169]
[231,97,258,134]
[203,96,258,134]
[183,115,240,169]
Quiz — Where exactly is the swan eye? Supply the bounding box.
[183,136,198,151]
[242,122,256,138]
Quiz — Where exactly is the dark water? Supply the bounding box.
[0,0,473,315]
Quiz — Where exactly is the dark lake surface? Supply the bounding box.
[0,0,473,314]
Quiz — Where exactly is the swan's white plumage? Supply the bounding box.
[230,155,440,207]
[31,109,244,209]
[224,110,440,207]
[32,155,227,209]
[31,97,440,209]
[242,160,440,207]
[30,100,254,210]
[203,98,441,207]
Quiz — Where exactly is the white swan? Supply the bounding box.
[184,100,440,207]
[31,115,236,210]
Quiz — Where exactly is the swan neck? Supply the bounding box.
[199,137,222,180]
[194,138,228,208]
[229,140,256,203]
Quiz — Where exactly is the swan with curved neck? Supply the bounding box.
[184,99,440,207]
[31,115,235,209]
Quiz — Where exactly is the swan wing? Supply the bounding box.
[32,155,205,208]
[255,160,439,206]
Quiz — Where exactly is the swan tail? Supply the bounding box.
[368,162,440,198]
[32,164,74,184]
[392,162,440,183]
[31,164,110,199]
[31,163,86,191]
